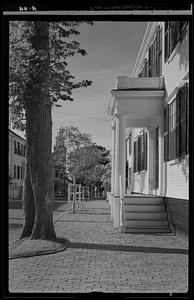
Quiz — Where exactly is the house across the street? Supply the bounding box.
[9,129,26,199]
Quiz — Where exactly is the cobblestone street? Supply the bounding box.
[9,200,189,294]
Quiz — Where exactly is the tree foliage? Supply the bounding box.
[9,21,93,240]
[54,126,111,188]
[9,21,93,130]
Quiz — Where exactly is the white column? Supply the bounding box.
[119,116,126,195]
[110,119,115,220]
[159,115,164,196]
[114,114,126,228]
[114,115,120,196]
[148,128,154,195]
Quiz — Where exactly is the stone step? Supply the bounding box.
[124,196,163,205]
[124,219,169,227]
[124,211,168,220]
[121,226,171,233]
[124,204,165,212]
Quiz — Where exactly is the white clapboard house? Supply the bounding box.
[108,21,189,238]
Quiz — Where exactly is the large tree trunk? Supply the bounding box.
[21,21,56,240]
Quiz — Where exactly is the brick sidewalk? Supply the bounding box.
[9,200,189,294]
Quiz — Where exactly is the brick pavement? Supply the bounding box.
[9,200,189,294]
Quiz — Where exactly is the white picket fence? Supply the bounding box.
[68,183,89,212]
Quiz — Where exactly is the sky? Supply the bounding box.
[12,21,148,151]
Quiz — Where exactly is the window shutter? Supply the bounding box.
[126,161,129,189]
[141,134,144,171]
[17,165,20,179]
[14,141,17,154]
[170,124,176,161]
[164,104,169,162]
[170,22,180,52]
[133,142,136,173]
[164,22,169,62]
[148,46,152,77]
[186,82,189,154]
[138,136,141,172]
[156,27,159,76]
[14,165,16,178]
[176,89,180,158]
[144,132,148,170]
[179,84,187,156]
[128,134,132,155]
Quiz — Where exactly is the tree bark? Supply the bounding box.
[21,21,56,240]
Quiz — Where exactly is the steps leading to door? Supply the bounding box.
[121,195,171,234]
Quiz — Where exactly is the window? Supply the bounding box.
[17,165,20,179]
[148,25,162,77]
[165,82,189,161]
[165,21,188,62]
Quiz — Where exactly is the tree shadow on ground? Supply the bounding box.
[55,219,111,223]
[69,242,188,255]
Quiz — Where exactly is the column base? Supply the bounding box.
[110,193,114,221]
[113,196,120,228]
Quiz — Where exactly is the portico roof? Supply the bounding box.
[108,76,165,123]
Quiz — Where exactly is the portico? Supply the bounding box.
[108,76,165,228]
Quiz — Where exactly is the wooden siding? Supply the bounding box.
[164,158,189,199]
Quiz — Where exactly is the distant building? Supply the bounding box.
[9,129,26,199]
